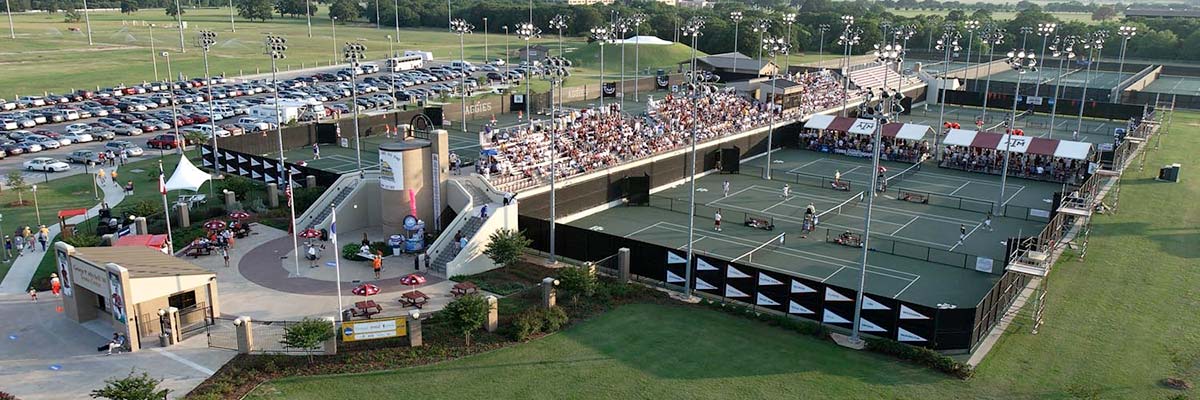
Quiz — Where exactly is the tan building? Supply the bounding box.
[55,243,219,352]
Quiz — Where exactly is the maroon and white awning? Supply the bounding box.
[942,129,1094,160]
[804,115,930,141]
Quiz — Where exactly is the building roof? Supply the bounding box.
[697,52,774,73]
[73,246,214,279]
[765,78,801,89]
[1125,8,1200,18]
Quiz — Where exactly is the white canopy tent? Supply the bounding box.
[164,154,212,192]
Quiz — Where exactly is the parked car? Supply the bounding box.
[147,134,182,149]
[14,141,42,153]
[24,157,70,172]
[1,141,26,156]
[65,123,92,134]
[25,135,61,149]
[62,131,95,143]
[85,128,116,141]
[66,149,102,164]
[105,140,144,157]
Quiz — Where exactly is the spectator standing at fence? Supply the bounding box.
[722,180,730,197]
[4,235,11,260]
[714,210,722,232]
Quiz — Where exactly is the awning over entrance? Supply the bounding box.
[804,115,932,141]
[942,128,1094,160]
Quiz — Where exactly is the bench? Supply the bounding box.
[186,245,213,258]
[898,191,929,204]
[451,281,479,297]
[400,291,430,309]
[744,217,775,231]
[829,231,864,248]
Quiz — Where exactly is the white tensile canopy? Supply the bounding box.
[165,154,212,192]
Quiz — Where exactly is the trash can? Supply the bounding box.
[388,234,404,256]
[320,228,329,241]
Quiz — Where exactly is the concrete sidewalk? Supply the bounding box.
[0,167,129,294]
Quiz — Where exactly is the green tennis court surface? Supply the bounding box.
[907,103,1124,144]
[983,66,1124,90]
[1143,74,1200,95]
[570,149,1057,307]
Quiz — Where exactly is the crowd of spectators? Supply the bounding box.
[798,129,929,163]
[789,71,867,117]
[940,146,1088,184]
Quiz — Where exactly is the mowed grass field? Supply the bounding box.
[249,112,1200,399]
[0,7,706,97]
[886,9,1097,24]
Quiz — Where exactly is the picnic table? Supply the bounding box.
[451,281,479,297]
[400,291,430,309]
[174,194,207,210]
[185,244,214,258]
[354,300,383,318]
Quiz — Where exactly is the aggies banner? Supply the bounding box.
[602,82,617,98]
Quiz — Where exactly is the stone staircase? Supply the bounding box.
[304,184,355,230]
[430,215,484,275]
[463,184,492,206]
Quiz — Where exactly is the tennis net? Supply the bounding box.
[815,191,866,222]
[733,232,786,264]
[884,163,922,188]
[985,109,1033,132]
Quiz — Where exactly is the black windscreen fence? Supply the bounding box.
[942,90,1147,121]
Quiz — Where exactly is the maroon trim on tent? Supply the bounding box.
[1026,137,1059,156]
[827,117,856,132]
[881,123,902,137]
[970,131,1004,149]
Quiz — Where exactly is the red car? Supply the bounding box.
[189,114,210,124]
[137,122,158,132]
[147,134,182,149]
[97,97,119,106]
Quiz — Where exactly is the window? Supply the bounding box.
[168,291,197,310]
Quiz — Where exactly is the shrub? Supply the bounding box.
[482,228,531,268]
[441,294,490,346]
[542,307,568,331]
[121,199,161,219]
[511,309,545,341]
[342,243,367,261]
[280,318,334,363]
[558,266,597,303]
[864,337,974,379]
[61,234,101,248]
[90,369,170,400]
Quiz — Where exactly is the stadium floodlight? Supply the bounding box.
[264,34,301,278]
[197,30,221,196]
[588,24,613,107]
[752,19,772,78]
[850,81,906,346]
[996,48,1038,214]
[1019,26,1034,48]
[680,15,705,299]
[1117,26,1138,82]
[542,60,570,264]
[979,27,1007,123]
[963,20,981,89]
[730,11,744,75]
[1046,35,1076,139]
[782,13,797,76]
[1076,30,1108,135]
[817,24,831,66]
[627,13,647,101]
[837,20,862,117]
[81,0,93,45]
[934,27,962,160]
[6,0,13,39]
[1034,23,1058,97]
[613,17,632,109]
[342,40,367,172]
[761,35,791,179]
[173,0,185,52]
[450,19,474,132]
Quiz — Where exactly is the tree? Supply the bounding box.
[90,370,170,400]
[120,0,139,14]
[237,0,274,21]
[274,0,314,18]
[440,294,488,346]
[63,7,81,22]
[165,2,184,17]
[279,317,333,363]
[482,228,531,268]
[1092,5,1116,21]
[558,265,597,304]
[328,0,361,22]
[6,171,27,205]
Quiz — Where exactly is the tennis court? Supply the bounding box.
[906,103,1123,145]
[570,149,1055,307]
[1143,74,1200,96]
[983,66,1124,91]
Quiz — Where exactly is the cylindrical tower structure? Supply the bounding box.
[379,139,435,232]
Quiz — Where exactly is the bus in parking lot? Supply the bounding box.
[386,55,425,72]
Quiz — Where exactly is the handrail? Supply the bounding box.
[295,170,379,230]
[426,179,474,273]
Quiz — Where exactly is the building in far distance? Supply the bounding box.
[1124,8,1200,18]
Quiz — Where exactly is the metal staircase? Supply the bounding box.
[429,215,484,275]
[304,185,356,230]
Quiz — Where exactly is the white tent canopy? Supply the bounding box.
[1054,140,1093,160]
[804,114,836,129]
[616,35,673,45]
[165,154,212,192]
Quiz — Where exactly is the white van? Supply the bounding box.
[403,50,434,61]
[450,60,477,72]
[57,109,81,121]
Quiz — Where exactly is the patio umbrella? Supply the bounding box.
[351,283,380,297]
[298,228,321,239]
[202,220,227,231]
[228,211,251,220]
[399,273,426,294]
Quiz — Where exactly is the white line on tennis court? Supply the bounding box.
[793,158,825,171]
[625,221,665,238]
[744,185,980,227]
[892,216,920,236]
[892,276,920,299]
[1002,185,1025,207]
[1093,122,1106,132]
[677,236,706,250]
[649,223,835,282]
[948,181,970,195]
[949,222,984,252]
[761,196,796,212]
[450,144,480,151]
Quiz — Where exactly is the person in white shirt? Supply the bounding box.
[714,210,722,232]
[722,180,730,197]
[781,184,790,198]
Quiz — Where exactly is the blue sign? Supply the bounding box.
[343,327,354,336]
[325,261,337,268]
[49,364,62,371]
[8,334,17,340]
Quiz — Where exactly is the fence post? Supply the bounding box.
[485,295,498,332]
[234,316,253,354]
[617,247,631,283]
[167,307,182,344]
[406,310,423,347]
[134,217,148,235]
[267,183,279,208]
[224,189,237,210]
[323,317,338,355]
[541,277,559,309]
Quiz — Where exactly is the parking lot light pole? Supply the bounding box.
[305,0,312,37]
[228,0,235,32]
[503,26,510,76]
[82,0,93,45]
[393,0,399,43]
[680,16,704,298]
[483,18,488,63]
[199,30,220,197]
[162,51,183,154]
[150,24,160,81]
[387,34,397,112]
[518,22,541,114]
[628,14,645,102]
[266,34,302,277]
[451,19,474,133]
[6,0,14,39]
[173,0,185,53]
[344,41,367,172]
[963,20,979,90]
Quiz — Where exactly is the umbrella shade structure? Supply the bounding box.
[400,273,426,293]
[352,283,380,297]
[203,220,227,231]
[298,228,321,239]
[228,211,251,220]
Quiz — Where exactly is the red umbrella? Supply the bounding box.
[399,273,426,293]
[298,228,321,239]
[228,211,251,220]
[202,220,227,231]
[351,283,380,297]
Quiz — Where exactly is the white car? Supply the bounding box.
[24,157,70,172]
[62,132,94,143]
[65,123,91,134]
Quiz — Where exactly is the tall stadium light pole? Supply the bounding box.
[174,0,185,53]
[589,25,613,108]
[517,21,541,122]
[614,18,631,110]
[1034,23,1056,97]
[752,19,771,78]
[503,25,510,76]
[782,13,796,76]
[446,0,451,30]
[680,16,704,298]
[880,21,892,44]
[979,27,1005,123]
[851,46,905,346]
[997,48,1037,214]
[387,35,397,112]
[549,14,569,112]
[543,60,569,264]
[934,27,962,161]
[82,0,93,45]
[198,30,220,197]
[628,14,645,102]
[761,36,790,180]
[344,41,366,172]
[483,18,488,62]
[451,19,474,133]
[1047,36,1075,140]
[7,0,15,39]
[228,0,235,32]
[1076,31,1106,135]
[266,34,301,277]
[150,24,160,81]
[305,0,311,37]
[1116,26,1137,83]
[374,0,380,29]
[817,24,830,66]
[394,0,400,44]
[162,52,183,154]
[331,17,337,64]
[729,11,743,74]
[962,20,979,91]
[837,16,861,117]
[1019,26,1033,49]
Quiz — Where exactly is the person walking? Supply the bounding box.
[13,235,24,257]
[96,168,106,185]
[480,204,489,219]
[957,224,967,246]
[984,211,994,232]
[28,287,37,302]
[119,151,128,165]
[781,184,791,199]
[221,246,230,268]
[50,273,61,296]
[372,251,383,279]
[4,235,12,260]
[722,180,730,197]
[454,231,463,250]
[124,180,134,195]
[312,143,320,160]
[110,169,118,186]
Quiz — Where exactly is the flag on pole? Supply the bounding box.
[285,183,293,208]
[330,205,344,322]
[158,162,167,195]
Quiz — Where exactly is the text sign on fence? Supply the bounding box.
[341,317,407,342]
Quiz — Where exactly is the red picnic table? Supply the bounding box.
[400,291,430,309]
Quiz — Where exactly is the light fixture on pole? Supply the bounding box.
[516,21,541,126]
[963,20,980,90]
[816,24,830,66]
[450,19,474,133]
[549,14,569,113]
[173,0,185,52]
[979,27,1006,123]
[627,14,645,101]
[394,0,400,43]
[266,34,302,277]
[331,17,337,64]
[1033,23,1057,97]
[761,35,790,180]
[934,25,962,161]
[996,48,1037,214]
[82,0,93,45]
[752,19,771,78]
[197,30,221,197]
[679,15,706,298]
[387,34,396,112]
[543,58,570,264]
[880,20,892,41]
[1046,35,1075,139]
[837,17,861,117]
[613,17,631,109]
[1116,26,1137,82]
[1019,26,1033,48]
[782,13,796,76]
[343,40,367,172]
[1076,30,1107,135]
[588,24,613,107]
[730,11,743,74]
[502,25,510,77]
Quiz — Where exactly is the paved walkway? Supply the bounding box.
[0,167,129,294]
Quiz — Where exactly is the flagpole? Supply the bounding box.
[330,203,344,323]
[159,160,175,254]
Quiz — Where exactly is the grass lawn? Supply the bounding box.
[886,9,1097,24]
[247,111,1200,399]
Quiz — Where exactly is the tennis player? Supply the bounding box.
[957,224,967,246]
[984,212,994,232]
[722,180,730,197]
[781,184,791,199]
[714,210,723,232]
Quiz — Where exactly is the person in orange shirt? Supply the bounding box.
[372,251,383,279]
[110,170,118,186]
